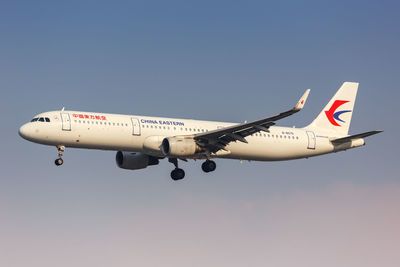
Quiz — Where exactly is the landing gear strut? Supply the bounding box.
[55,145,65,166]
[169,158,185,181]
[202,160,216,173]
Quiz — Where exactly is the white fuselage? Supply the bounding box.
[19,110,352,161]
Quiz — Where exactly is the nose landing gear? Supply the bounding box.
[55,145,65,166]
[55,158,64,166]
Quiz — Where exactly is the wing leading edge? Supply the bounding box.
[194,89,311,154]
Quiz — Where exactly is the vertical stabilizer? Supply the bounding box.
[306,82,359,136]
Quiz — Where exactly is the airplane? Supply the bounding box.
[19,82,382,180]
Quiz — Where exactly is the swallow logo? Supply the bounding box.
[325,100,352,126]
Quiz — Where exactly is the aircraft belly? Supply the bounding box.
[224,138,305,161]
[222,135,333,161]
[41,125,144,151]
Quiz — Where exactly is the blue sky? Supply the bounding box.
[1,1,399,266]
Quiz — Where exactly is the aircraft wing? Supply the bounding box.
[193,89,310,153]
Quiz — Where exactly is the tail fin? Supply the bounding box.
[306,82,359,136]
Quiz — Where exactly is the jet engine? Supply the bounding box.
[161,136,202,157]
[115,151,159,170]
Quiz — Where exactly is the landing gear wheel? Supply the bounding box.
[55,145,65,166]
[55,158,64,166]
[202,160,216,173]
[171,168,185,181]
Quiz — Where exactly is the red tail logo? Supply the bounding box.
[325,100,352,126]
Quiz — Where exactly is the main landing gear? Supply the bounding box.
[201,160,216,173]
[168,158,217,181]
[169,158,185,181]
[55,145,65,166]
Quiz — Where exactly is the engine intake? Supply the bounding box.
[161,136,201,157]
[116,151,159,170]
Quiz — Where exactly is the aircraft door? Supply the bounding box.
[61,113,71,131]
[306,131,316,150]
[131,118,141,136]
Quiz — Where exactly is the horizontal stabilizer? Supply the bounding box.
[330,130,383,144]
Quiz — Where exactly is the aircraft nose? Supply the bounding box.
[19,123,31,140]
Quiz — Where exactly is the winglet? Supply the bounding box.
[293,89,311,111]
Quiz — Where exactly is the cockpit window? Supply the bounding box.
[30,117,50,123]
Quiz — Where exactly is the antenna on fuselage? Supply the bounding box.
[61,107,65,112]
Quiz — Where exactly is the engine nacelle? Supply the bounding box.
[161,136,201,157]
[115,151,159,170]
